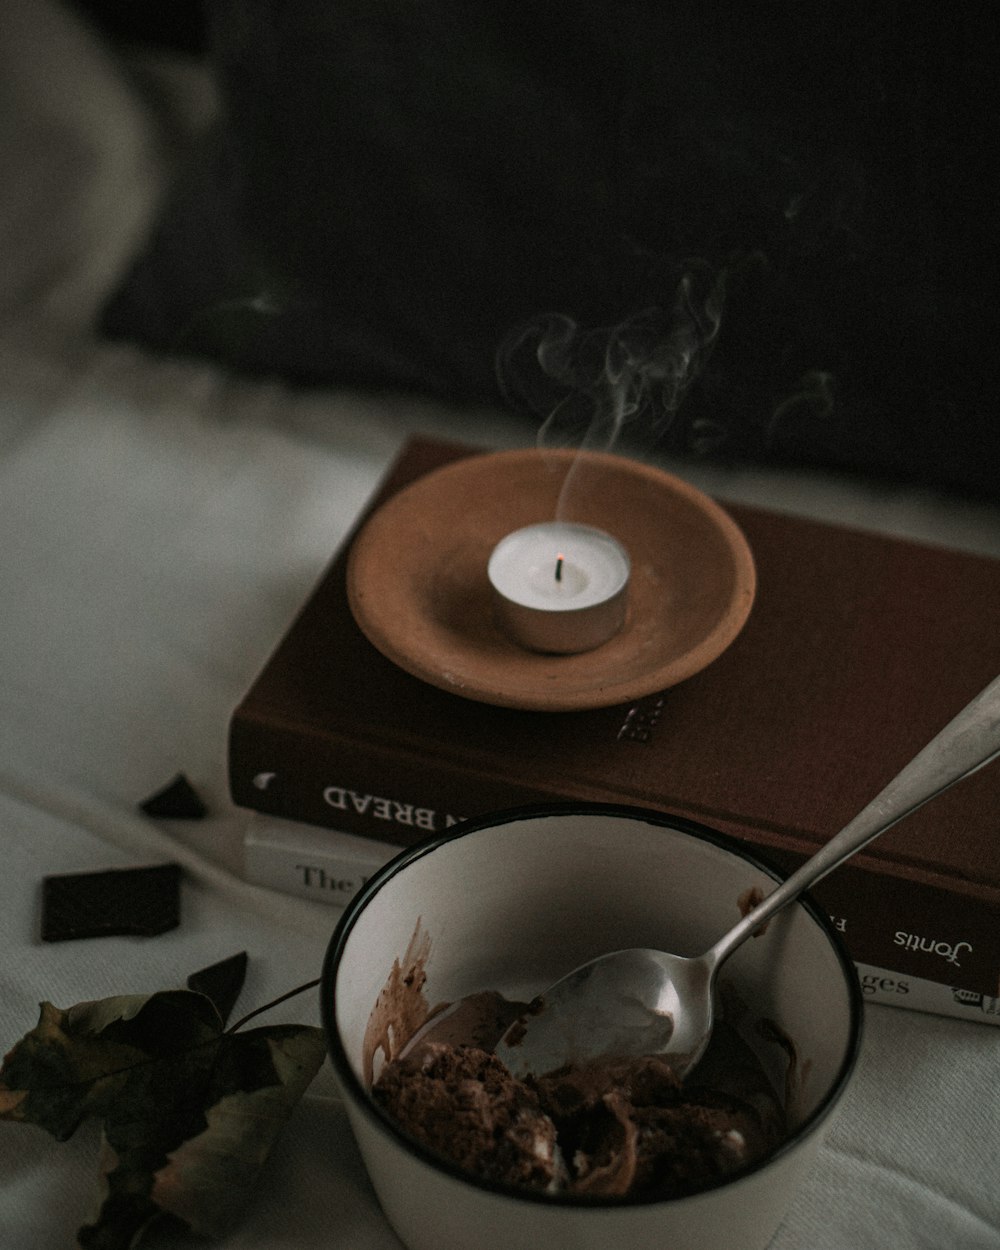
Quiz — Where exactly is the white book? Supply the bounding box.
[242,815,1000,1028]
[243,814,403,908]
[856,963,1000,1026]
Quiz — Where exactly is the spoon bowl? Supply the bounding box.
[497,672,1000,1080]
[497,950,710,1080]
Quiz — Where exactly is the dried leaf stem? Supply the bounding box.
[226,978,321,1034]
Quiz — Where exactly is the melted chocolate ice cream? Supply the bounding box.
[371,989,786,1199]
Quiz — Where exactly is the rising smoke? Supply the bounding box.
[495,263,727,460]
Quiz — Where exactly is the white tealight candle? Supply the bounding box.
[487,522,631,654]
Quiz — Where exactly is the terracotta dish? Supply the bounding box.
[346,448,756,711]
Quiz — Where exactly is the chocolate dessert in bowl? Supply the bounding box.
[322,804,862,1250]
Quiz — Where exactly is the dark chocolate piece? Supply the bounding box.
[41,863,182,942]
[187,951,249,1025]
[140,773,208,819]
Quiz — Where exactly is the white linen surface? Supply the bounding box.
[2,4,999,1247]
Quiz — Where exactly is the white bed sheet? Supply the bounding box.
[2,4,999,1247]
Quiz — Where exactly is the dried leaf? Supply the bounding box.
[150,1027,327,1236]
[1,984,326,1249]
[0,993,216,1140]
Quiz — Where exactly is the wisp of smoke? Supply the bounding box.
[496,264,726,459]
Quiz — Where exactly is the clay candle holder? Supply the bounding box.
[487,521,631,654]
[346,448,756,712]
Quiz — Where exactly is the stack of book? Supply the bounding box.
[231,438,1000,1026]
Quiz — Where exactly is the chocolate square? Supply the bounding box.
[139,773,208,819]
[41,863,182,942]
[187,951,248,1025]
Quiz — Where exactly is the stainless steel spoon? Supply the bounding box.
[495,672,1000,1080]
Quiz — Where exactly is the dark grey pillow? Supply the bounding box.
[101,2,999,498]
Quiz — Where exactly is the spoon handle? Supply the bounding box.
[708,671,1000,970]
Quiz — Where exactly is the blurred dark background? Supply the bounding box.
[70,0,1000,500]
[71,0,207,51]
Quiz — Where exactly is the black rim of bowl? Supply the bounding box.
[320,800,864,1208]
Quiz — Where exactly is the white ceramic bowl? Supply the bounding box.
[322,805,862,1250]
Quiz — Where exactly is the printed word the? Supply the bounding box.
[295,865,370,895]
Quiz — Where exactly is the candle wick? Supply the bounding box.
[555,554,564,583]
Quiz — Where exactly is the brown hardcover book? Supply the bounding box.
[229,437,1000,997]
